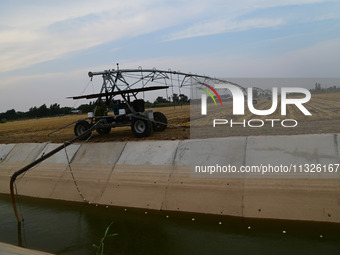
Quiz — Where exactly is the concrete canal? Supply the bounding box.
[1,194,340,255]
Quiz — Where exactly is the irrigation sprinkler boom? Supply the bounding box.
[86,68,246,90]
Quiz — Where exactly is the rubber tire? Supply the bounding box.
[96,120,111,135]
[96,127,111,135]
[153,112,167,132]
[131,117,153,138]
[74,120,92,140]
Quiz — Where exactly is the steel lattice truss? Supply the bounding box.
[71,67,271,102]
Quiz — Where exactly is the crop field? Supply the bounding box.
[191,91,340,138]
[0,106,190,143]
[0,91,339,143]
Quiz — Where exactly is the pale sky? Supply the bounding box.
[1,0,340,112]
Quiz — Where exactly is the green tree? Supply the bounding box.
[155,96,168,104]
[172,93,179,103]
[179,94,189,103]
[50,103,61,115]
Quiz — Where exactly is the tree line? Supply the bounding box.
[0,103,74,123]
[0,93,189,123]
[145,93,189,107]
[309,83,340,94]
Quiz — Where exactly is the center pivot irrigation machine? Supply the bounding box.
[50,65,271,140]
[64,66,240,140]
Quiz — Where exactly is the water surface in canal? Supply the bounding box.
[0,194,339,255]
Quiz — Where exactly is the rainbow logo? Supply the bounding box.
[198,82,223,106]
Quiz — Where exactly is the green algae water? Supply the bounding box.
[0,194,340,255]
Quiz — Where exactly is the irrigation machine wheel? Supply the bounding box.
[96,120,111,135]
[131,117,153,138]
[152,111,167,132]
[74,120,92,140]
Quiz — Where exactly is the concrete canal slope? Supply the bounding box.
[0,134,339,223]
[0,242,53,255]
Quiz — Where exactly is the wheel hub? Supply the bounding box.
[134,120,146,133]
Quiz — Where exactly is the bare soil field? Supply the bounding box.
[190,91,340,138]
[0,91,339,143]
[0,106,190,143]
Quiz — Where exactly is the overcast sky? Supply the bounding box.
[1,0,340,112]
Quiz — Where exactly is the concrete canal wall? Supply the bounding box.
[0,134,339,223]
[0,242,53,255]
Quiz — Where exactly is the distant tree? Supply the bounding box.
[144,100,153,108]
[179,94,189,103]
[28,106,38,118]
[154,96,168,104]
[60,107,72,115]
[172,93,179,103]
[252,89,259,98]
[38,104,49,117]
[315,82,322,91]
[77,104,93,113]
[76,101,96,113]
[50,103,61,115]
[5,109,16,120]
